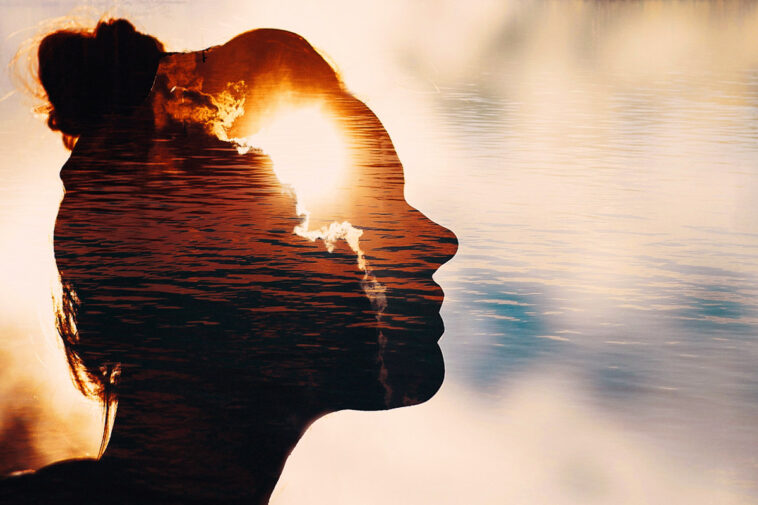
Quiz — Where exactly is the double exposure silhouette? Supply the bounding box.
[1,19,457,504]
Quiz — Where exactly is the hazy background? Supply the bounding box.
[2,1,758,503]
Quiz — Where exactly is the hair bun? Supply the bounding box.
[37,19,164,147]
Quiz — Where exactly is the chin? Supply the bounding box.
[381,339,445,409]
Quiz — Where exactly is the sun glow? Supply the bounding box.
[236,104,349,209]
[231,104,388,315]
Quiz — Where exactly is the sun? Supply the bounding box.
[238,103,349,211]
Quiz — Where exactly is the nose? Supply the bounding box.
[413,206,458,271]
[433,222,458,269]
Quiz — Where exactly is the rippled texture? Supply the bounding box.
[2,1,758,504]
[434,13,758,450]
[1,26,456,504]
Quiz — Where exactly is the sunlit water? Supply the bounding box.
[2,1,758,503]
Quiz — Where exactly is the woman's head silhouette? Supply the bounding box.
[2,18,457,504]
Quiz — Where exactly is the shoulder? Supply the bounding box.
[0,459,141,505]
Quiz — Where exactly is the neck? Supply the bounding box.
[101,377,316,504]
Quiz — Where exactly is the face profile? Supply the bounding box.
[1,19,457,504]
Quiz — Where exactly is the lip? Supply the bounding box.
[432,311,446,342]
[379,302,446,344]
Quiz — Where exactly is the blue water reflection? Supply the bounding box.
[432,66,758,481]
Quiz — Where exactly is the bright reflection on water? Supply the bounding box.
[2,1,758,503]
